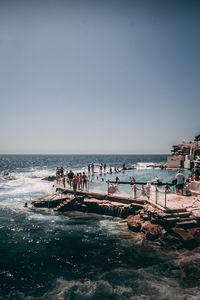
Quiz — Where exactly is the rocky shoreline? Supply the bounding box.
[127,209,200,250]
[32,189,200,250]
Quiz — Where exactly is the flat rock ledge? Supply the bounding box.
[32,193,140,219]
[32,191,200,250]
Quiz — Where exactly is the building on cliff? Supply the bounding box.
[167,134,200,170]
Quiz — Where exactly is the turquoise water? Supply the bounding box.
[88,167,185,194]
[0,155,198,300]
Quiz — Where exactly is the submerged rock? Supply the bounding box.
[42,176,56,181]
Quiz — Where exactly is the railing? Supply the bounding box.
[59,178,169,209]
[154,186,168,209]
[106,181,169,208]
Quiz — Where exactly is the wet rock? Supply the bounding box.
[158,232,183,249]
[172,228,194,241]
[127,215,143,232]
[142,214,151,221]
[172,228,197,249]
[42,176,56,181]
[141,221,164,241]
[193,228,200,246]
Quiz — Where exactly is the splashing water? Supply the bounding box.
[0,155,199,299]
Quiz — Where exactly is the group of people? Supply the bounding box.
[56,167,66,187]
[128,170,196,198]
[175,169,199,196]
[88,163,126,176]
[130,182,152,199]
[108,177,152,199]
[69,172,88,195]
[87,163,107,175]
[55,165,195,199]
[56,167,88,194]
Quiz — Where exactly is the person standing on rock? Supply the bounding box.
[62,172,66,188]
[56,167,60,184]
[91,163,95,176]
[99,164,102,175]
[72,174,79,196]
[67,170,74,188]
[82,172,88,190]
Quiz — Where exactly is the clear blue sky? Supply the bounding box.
[0,0,199,154]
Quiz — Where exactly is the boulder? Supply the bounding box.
[141,221,163,240]
[127,215,143,232]
[172,228,194,241]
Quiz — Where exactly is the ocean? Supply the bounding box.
[0,154,199,300]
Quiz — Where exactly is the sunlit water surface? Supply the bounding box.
[0,155,199,300]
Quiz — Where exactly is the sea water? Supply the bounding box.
[0,155,199,300]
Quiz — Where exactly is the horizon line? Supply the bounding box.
[0,153,170,156]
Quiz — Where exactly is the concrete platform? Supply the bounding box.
[48,182,200,220]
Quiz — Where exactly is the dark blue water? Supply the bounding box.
[0,154,167,172]
[0,155,199,299]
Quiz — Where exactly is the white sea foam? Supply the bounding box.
[44,278,133,300]
[0,168,53,196]
[32,273,200,300]
[0,168,55,216]
[134,162,156,170]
